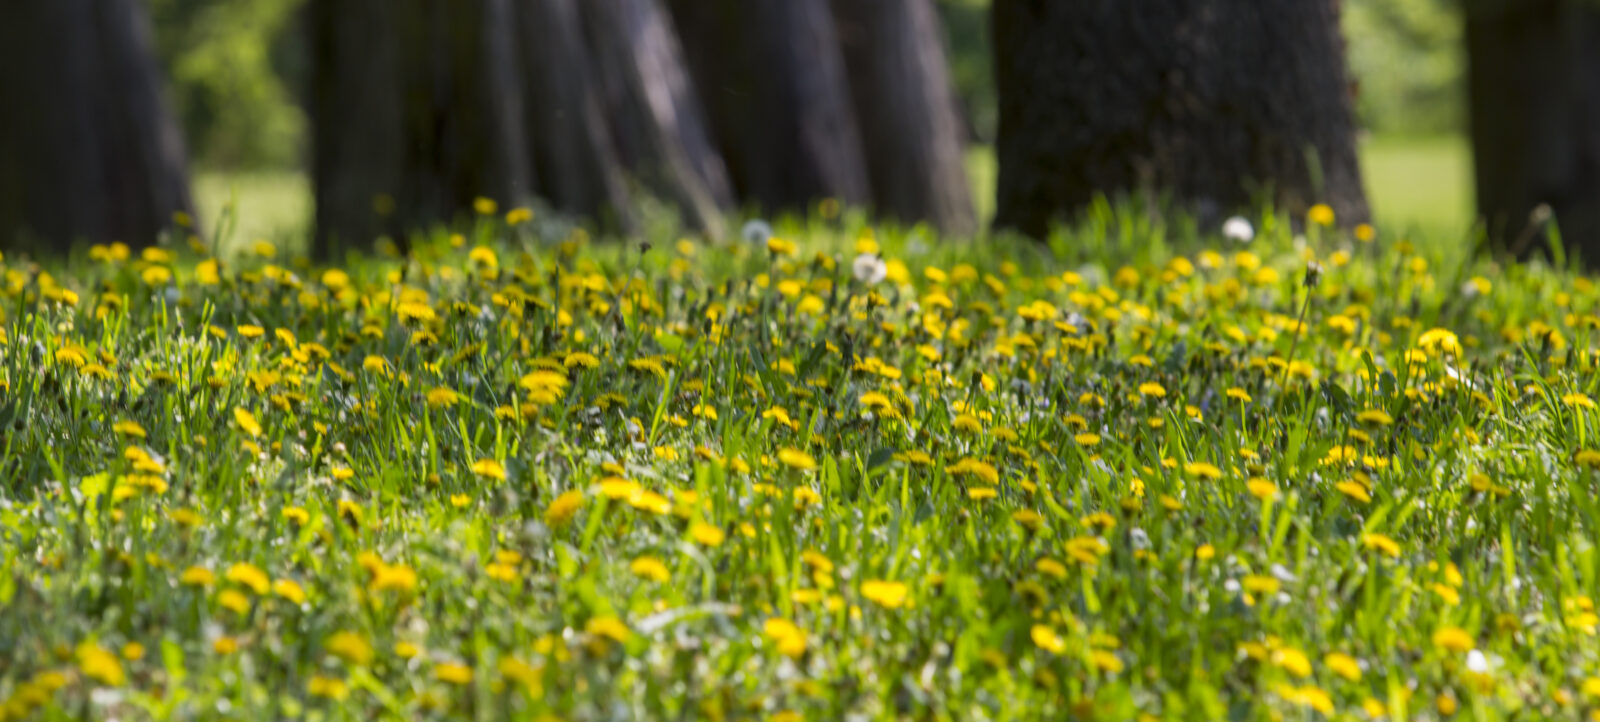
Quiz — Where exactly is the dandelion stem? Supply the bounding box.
[1282,285,1313,388]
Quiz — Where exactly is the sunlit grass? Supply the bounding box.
[1358,134,1474,239]
[191,134,1472,255]
[4,170,1598,720]
[965,135,1477,240]
[194,171,312,254]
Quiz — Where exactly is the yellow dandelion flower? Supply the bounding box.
[630,556,671,583]
[545,490,584,527]
[425,387,461,408]
[1242,574,1281,595]
[225,562,271,595]
[861,580,909,609]
[180,566,216,587]
[1324,652,1362,681]
[1280,684,1334,715]
[1273,647,1312,678]
[690,522,726,547]
[217,589,251,615]
[371,562,418,593]
[325,631,373,666]
[1361,533,1402,558]
[587,616,631,644]
[777,448,817,471]
[1030,624,1067,654]
[470,458,507,481]
[1356,409,1394,426]
[308,675,350,700]
[435,662,473,685]
[1065,536,1110,565]
[76,642,126,686]
[273,578,307,605]
[1432,626,1473,653]
[763,618,808,658]
[1335,480,1372,504]
[233,407,262,438]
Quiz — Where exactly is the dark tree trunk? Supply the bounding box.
[668,0,872,214]
[991,0,1369,238]
[309,0,403,253]
[1465,0,1600,261]
[580,0,732,237]
[311,0,531,255]
[831,0,976,236]
[515,0,637,233]
[0,0,193,251]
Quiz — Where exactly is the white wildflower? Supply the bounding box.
[1222,216,1254,243]
[741,219,773,245]
[852,254,887,285]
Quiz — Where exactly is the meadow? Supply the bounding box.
[3,180,1600,720]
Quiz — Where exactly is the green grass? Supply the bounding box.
[965,146,998,227]
[3,199,1599,719]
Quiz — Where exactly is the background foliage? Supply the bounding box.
[148,0,307,170]
[1343,0,1464,137]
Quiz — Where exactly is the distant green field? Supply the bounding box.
[964,136,1475,237]
[1358,135,1474,238]
[197,135,1474,250]
[193,172,312,251]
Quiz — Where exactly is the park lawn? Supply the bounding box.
[964,135,1476,237]
[3,197,1600,720]
[193,172,312,257]
[198,134,1474,256]
[1357,135,1475,240]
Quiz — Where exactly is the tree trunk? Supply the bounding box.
[311,0,532,255]
[831,0,975,236]
[991,0,1369,238]
[0,0,194,251]
[1465,0,1600,261]
[514,0,637,233]
[580,0,731,237]
[668,0,872,214]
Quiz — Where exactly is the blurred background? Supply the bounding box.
[0,0,1574,257]
[153,0,1469,236]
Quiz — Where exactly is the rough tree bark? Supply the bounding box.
[310,0,531,255]
[515,0,637,233]
[0,0,194,251]
[831,0,975,236]
[991,0,1369,238]
[668,0,872,214]
[580,0,732,237]
[1465,0,1600,261]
